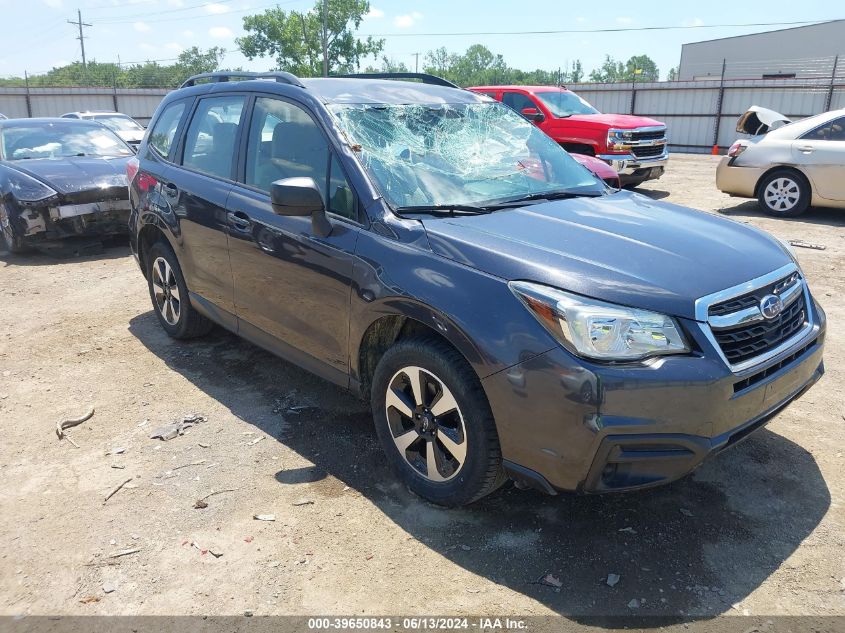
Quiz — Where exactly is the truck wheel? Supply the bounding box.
[371,337,506,507]
[146,241,213,339]
[757,170,810,217]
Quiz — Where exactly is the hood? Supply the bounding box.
[562,113,664,129]
[736,106,791,136]
[10,156,129,197]
[421,191,791,320]
[115,129,144,144]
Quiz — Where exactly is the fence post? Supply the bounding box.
[711,58,727,152]
[630,78,636,115]
[23,71,33,118]
[824,55,838,112]
[112,69,119,112]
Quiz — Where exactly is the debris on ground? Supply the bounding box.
[55,407,95,447]
[149,414,207,441]
[102,582,117,594]
[537,573,562,588]
[193,488,237,509]
[788,240,826,251]
[254,514,276,522]
[627,598,640,609]
[292,498,314,506]
[607,573,621,587]
[460,545,471,551]
[110,464,125,470]
[679,508,694,517]
[106,447,126,456]
[188,540,223,558]
[107,548,140,559]
[79,595,100,604]
[618,527,637,534]
[247,436,265,446]
[103,477,134,504]
[198,442,210,448]
[244,536,254,543]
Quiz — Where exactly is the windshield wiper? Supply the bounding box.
[394,204,493,216]
[490,188,604,207]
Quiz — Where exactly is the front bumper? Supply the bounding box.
[484,298,825,494]
[596,150,668,184]
[11,198,130,244]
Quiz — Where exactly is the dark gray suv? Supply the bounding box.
[128,72,826,506]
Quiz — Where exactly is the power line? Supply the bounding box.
[360,19,842,38]
[96,0,302,25]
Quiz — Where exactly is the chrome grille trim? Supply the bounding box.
[709,278,803,330]
[693,263,816,373]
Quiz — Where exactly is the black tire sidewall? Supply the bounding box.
[147,241,193,338]
[758,170,810,217]
[371,339,502,506]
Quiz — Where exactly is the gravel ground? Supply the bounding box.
[0,154,843,621]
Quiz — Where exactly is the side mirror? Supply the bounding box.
[521,107,545,123]
[270,177,332,237]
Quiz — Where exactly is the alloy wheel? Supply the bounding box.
[385,366,468,482]
[763,177,800,212]
[151,256,181,326]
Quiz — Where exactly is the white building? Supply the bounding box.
[679,20,845,81]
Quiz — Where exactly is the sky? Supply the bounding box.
[0,0,840,80]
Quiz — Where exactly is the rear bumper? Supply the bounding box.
[715,157,764,197]
[596,150,668,184]
[484,299,826,494]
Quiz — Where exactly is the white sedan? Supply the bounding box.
[716,105,845,216]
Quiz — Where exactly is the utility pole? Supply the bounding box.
[68,9,92,84]
[413,53,419,73]
[321,0,328,77]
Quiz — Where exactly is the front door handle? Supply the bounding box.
[798,145,814,153]
[227,210,252,232]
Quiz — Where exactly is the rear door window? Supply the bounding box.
[181,95,246,180]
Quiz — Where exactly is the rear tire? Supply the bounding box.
[757,169,810,217]
[371,337,506,506]
[146,240,213,339]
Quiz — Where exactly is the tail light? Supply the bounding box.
[126,156,140,185]
[727,142,747,158]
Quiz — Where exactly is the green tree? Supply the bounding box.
[589,54,659,82]
[175,46,227,77]
[363,56,410,73]
[667,65,680,81]
[567,60,584,83]
[237,0,384,77]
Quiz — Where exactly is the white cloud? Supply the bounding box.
[615,16,633,25]
[182,30,195,38]
[43,0,62,7]
[134,21,151,32]
[393,11,422,28]
[165,42,183,52]
[365,7,384,18]
[205,2,229,14]
[209,26,233,38]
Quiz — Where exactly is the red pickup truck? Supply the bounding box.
[469,85,668,187]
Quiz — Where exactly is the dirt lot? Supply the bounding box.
[1,154,843,621]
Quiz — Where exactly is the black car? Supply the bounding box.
[0,118,134,253]
[129,72,825,506]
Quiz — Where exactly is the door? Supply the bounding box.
[501,90,546,126]
[226,95,361,379]
[793,116,845,201]
[164,94,246,320]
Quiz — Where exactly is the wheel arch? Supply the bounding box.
[353,301,487,401]
[753,164,813,198]
[136,219,178,279]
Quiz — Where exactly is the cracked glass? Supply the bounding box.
[330,102,600,209]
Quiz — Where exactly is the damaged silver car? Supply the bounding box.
[0,118,134,253]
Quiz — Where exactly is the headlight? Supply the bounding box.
[606,128,632,153]
[509,281,689,361]
[7,171,58,203]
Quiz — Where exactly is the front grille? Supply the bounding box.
[632,145,665,158]
[708,271,800,317]
[713,293,806,365]
[630,129,665,141]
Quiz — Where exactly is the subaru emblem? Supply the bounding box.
[759,294,784,320]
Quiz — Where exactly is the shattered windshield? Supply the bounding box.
[330,102,601,209]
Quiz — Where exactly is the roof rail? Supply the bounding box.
[179,71,305,89]
[331,72,459,89]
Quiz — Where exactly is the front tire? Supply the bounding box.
[757,170,810,217]
[146,241,213,339]
[0,205,28,254]
[371,337,506,506]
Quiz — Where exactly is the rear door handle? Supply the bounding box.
[227,210,252,232]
